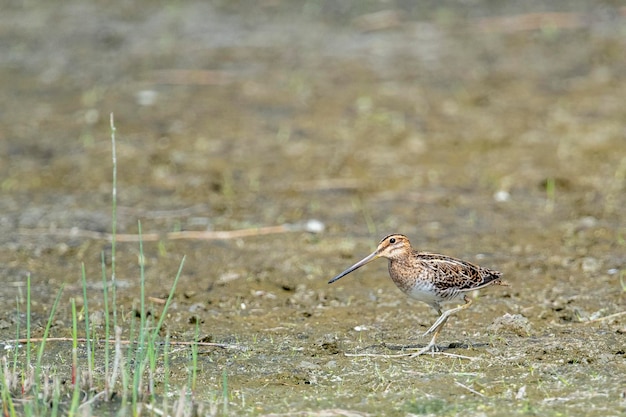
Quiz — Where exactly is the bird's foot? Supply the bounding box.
[409,342,439,357]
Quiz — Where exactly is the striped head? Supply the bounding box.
[328,234,413,284]
[374,234,413,261]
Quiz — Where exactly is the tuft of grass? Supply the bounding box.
[0,114,215,416]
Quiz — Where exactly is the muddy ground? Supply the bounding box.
[0,1,625,416]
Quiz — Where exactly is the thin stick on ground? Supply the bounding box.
[583,310,626,324]
[18,219,324,242]
[454,380,486,397]
[343,352,477,361]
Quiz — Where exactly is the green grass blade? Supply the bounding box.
[101,251,111,398]
[12,294,20,386]
[110,113,118,330]
[81,263,93,391]
[151,256,186,345]
[35,285,64,368]
[222,368,229,416]
[132,220,147,414]
[162,334,170,415]
[50,379,60,417]
[68,298,81,416]
[25,274,31,393]
[191,320,199,392]
[1,357,17,417]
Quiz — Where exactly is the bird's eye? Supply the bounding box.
[389,238,396,244]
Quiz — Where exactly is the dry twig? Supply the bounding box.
[18,219,324,242]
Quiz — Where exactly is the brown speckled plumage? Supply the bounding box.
[329,234,507,355]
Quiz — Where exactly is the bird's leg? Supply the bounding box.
[411,316,449,356]
[423,297,473,337]
[411,297,474,356]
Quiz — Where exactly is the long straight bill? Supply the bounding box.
[328,251,379,284]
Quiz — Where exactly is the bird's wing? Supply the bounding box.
[417,252,502,292]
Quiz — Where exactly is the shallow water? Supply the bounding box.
[0,1,625,415]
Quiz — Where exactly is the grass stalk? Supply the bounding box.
[162,334,171,416]
[191,320,199,393]
[32,283,64,417]
[1,357,17,417]
[545,177,555,213]
[147,335,157,403]
[25,274,31,396]
[110,113,118,330]
[101,251,112,398]
[50,379,60,417]
[69,298,81,416]
[115,325,129,413]
[12,293,21,387]
[81,263,94,390]
[128,310,138,412]
[36,287,64,367]
[132,220,147,413]
[222,368,229,416]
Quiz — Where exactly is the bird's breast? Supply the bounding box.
[387,260,464,303]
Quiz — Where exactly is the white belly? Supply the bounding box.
[406,281,462,304]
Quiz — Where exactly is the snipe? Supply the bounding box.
[329,234,507,356]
